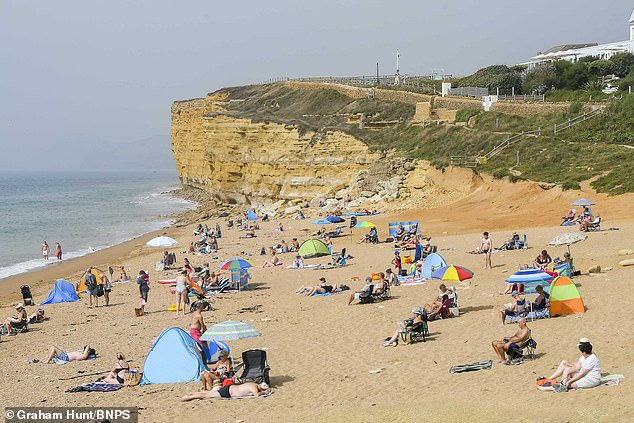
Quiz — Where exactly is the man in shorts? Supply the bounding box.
[491,317,529,364]
[84,267,99,308]
[347,277,373,305]
[181,382,270,401]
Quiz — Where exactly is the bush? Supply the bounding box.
[455,109,481,123]
[523,64,558,94]
[569,101,583,115]
[609,52,634,77]
[455,65,523,93]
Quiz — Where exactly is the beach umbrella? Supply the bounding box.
[200,320,261,342]
[219,258,253,271]
[571,198,595,207]
[505,268,554,284]
[312,218,335,225]
[548,233,587,247]
[354,221,376,228]
[431,265,474,282]
[298,238,331,258]
[146,236,178,247]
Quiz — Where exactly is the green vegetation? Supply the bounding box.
[221,82,634,195]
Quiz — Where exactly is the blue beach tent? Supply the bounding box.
[141,328,209,385]
[41,279,79,305]
[421,253,447,278]
[246,209,258,220]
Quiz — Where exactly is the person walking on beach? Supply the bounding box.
[137,270,150,313]
[84,267,99,308]
[189,302,207,345]
[480,232,492,269]
[175,270,190,317]
[42,241,49,261]
[103,273,112,306]
[54,242,62,261]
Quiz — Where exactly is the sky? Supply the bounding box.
[0,0,631,171]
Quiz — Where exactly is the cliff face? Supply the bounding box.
[171,92,382,205]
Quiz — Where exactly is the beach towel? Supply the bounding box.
[449,360,493,373]
[397,276,427,286]
[53,355,96,365]
[506,308,549,323]
[66,383,123,393]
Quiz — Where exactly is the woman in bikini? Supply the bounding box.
[534,250,552,270]
[103,352,130,384]
[200,349,233,390]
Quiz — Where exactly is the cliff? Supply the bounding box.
[171,91,383,205]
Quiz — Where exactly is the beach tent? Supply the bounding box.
[246,209,258,220]
[549,276,585,316]
[41,279,79,305]
[141,327,208,385]
[77,268,106,293]
[421,253,447,278]
[388,220,419,238]
[298,238,330,259]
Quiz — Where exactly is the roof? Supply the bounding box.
[541,43,598,55]
[630,8,634,22]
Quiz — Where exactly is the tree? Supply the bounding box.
[609,52,634,77]
[588,60,615,76]
[523,64,558,94]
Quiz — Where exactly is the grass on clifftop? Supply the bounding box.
[219,83,634,195]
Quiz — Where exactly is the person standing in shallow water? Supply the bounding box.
[55,242,62,261]
[480,232,492,269]
[42,241,49,261]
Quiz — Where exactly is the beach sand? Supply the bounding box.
[1,176,633,422]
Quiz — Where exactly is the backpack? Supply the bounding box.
[85,273,97,290]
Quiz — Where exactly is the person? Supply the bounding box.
[120,266,129,282]
[84,267,99,308]
[137,270,150,313]
[4,303,28,335]
[181,381,270,401]
[295,277,338,296]
[534,250,552,270]
[294,210,305,220]
[262,250,280,267]
[183,258,193,274]
[324,236,334,254]
[102,352,130,384]
[279,240,289,253]
[103,273,112,306]
[189,302,207,344]
[373,272,388,295]
[42,241,49,261]
[385,268,398,287]
[498,291,526,326]
[424,284,448,313]
[392,251,402,275]
[290,254,304,269]
[42,344,96,364]
[540,338,601,390]
[54,242,62,261]
[499,232,520,250]
[383,307,425,347]
[532,285,549,311]
[395,226,406,241]
[491,317,530,364]
[412,262,423,279]
[189,242,196,253]
[200,349,233,390]
[562,209,577,223]
[175,270,190,317]
[579,213,595,232]
[290,238,300,252]
[414,238,423,262]
[215,223,222,238]
[348,277,373,305]
[480,232,492,269]
[29,308,46,324]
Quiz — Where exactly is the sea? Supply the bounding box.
[0,171,196,280]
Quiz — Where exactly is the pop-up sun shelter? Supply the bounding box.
[141,327,209,384]
[298,238,330,258]
[41,279,79,305]
[421,253,447,278]
[246,209,258,220]
[388,220,419,237]
[549,276,585,316]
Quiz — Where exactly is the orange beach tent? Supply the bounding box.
[549,276,585,315]
[77,268,106,292]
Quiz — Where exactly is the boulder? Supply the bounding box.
[619,259,634,267]
[618,249,634,256]
[359,190,374,198]
[587,265,601,274]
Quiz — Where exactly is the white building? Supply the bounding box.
[524,9,634,69]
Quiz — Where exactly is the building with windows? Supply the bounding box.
[524,9,634,69]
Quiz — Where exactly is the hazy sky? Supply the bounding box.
[1,0,631,171]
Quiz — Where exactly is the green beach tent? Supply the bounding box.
[549,276,585,316]
[298,238,330,259]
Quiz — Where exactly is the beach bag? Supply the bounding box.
[403,256,413,264]
[124,372,141,386]
[96,285,105,297]
[135,307,144,317]
[85,274,97,291]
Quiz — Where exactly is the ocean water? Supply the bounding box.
[0,171,195,280]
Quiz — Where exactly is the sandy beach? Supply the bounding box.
[1,174,633,422]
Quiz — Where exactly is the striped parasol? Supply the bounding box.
[219,258,253,271]
[200,320,261,341]
[505,268,554,284]
[354,221,376,228]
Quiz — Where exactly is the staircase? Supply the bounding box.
[451,107,605,167]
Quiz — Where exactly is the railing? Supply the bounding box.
[485,128,541,160]
[496,94,545,102]
[554,108,604,134]
[259,73,452,89]
[447,86,488,98]
[449,156,480,168]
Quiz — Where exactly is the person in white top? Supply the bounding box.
[174,270,190,317]
[545,338,601,389]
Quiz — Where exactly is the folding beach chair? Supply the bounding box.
[234,349,271,385]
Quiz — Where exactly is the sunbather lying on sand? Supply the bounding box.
[181,382,270,401]
[42,345,95,364]
[295,277,338,296]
